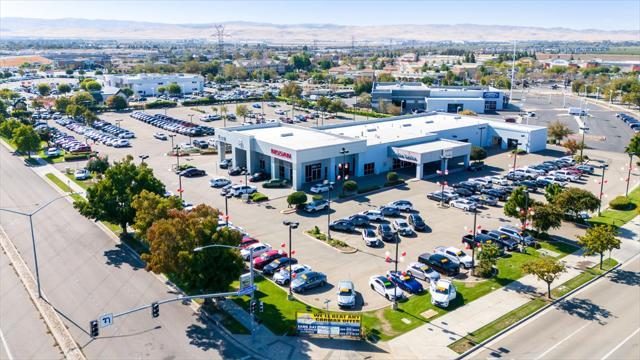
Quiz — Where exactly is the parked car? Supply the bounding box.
[427,191,458,203]
[406,262,441,283]
[74,168,90,180]
[329,219,355,233]
[467,161,485,172]
[386,271,424,294]
[291,271,327,293]
[479,229,519,251]
[209,177,231,188]
[274,264,310,285]
[310,182,333,194]
[336,280,356,308]
[362,228,383,247]
[450,198,477,211]
[574,164,595,174]
[249,172,269,182]
[180,168,206,177]
[453,187,474,197]
[377,223,397,242]
[379,205,401,217]
[360,210,384,222]
[304,199,329,213]
[231,185,257,197]
[393,219,413,236]
[369,275,405,301]
[228,167,247,176]
[240,243,272,260]
[253,250,287,270]
[388,200,414,211]
[407,213,427,231]
[262,257,298,276]
[452,181,481,192]
[348,214,370,227]
[240,236,259,249]
[46,147,60,157]
[418,252,460,277]
[434,246,473,269]
[430,279,457,308]
[461,233,506,255]
[469,194,498,206]
[219,159,233,169]
[497,226,538,247]
[192,139,208,149]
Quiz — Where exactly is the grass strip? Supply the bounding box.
[589,187,640,227]
[45,173,83,202]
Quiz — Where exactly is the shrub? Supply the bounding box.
[250,192,268,202]
[357,185,381,194]
[144,100,177,109]
[609,196,634,210]
[286,191,307,208]
[86,155,109,174]
[343,180,358,193]
[312,194,324,201]
[511,148,526,155]
[573,154,589,163]
[386,171,399,183]
[470,146,488,161]
[64,152,91,161]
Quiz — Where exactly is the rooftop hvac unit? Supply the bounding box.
[402,123,411,127]
[425,120,434,124]
[367,128,377,132]
[280,132,294,137]
[454,116,461,120]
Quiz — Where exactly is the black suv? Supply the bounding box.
[219,159,232,169]
[348,214,370,227]
[329,219,355,233]
[418,252,460,277]
[377,223,397,242]
[408,214,427,231]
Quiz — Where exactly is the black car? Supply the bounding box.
[467,161,485,172]
[180,168,206,177]
[228,167,247,176]
[219,159,233,169]
[452,181,481,192]
[418,252,460,277]
[379,205,401,217]
[427,191,456,203]
[408,213,427,231]
[461,233,506,255]
[480,188,509,201]
[330,219,355,233]
[249,172,269,182]
[377,223,397,242]
[192,140,208,149]
[506,172,525,181]
[480,230,519,251]
[513,180,539,191]
[348,214,370,227]
[262,257,298,276]
[453,187,474,197]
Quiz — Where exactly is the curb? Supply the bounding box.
[302,232,358,254]
[0,226,86,360]
[456,258,626,359]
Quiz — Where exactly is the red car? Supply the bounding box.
[240,236,259,249]
[253,250,287,270]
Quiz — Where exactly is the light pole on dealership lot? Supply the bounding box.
[385,243,405,311]
[282,220,299,300]
[436,169,448,207]
[625,152,636,197]
[115,119,122,128]
[338,147,350,196]
[579,126,589,162]
[138,154,149,164]
[168,134,176,154]
[0,193,78,299]
[596,165,607,216]
[324,180,335,240]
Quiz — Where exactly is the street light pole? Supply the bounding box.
[579,127,589,162]
[597,165,607,216]
[188,114,194,145]
[626,152,635,197]
[325,180,335,240]
[282,220,299,300]
[471,208,478,275]
[339,147,349,196]
[168,134,175,155]
[138,154,149,164]
[0,193,77,298]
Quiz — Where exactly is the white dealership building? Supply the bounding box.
[101,73,204,96]
[215,112,547,190]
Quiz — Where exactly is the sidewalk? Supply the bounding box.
[29,157,88,195]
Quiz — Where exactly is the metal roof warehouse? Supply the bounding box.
[215,112,547,190]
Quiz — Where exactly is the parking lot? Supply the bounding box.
[44,94,637,311]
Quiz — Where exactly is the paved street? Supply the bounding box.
[0,148,250,359]
[469,255,640,360]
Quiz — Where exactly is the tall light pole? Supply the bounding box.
[324,180,335,240]
[470,208,478,275]
[168,134,176,154]
[597,165,607,216]
[0,193,78,298]
[138,154,149,164]
[579,126,589,162]
[509,141,523,180]
[509,40,516,102]
[436,168,449,207]
[188,114,194,145]
[626,152,636,197]
[282,220,299,300]
[338,147,350,196]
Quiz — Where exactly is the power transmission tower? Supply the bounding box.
[351,35,355,52]
[214,25,225,59]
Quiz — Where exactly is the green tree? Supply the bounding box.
[521,257,566,298]
[283,72,299,81]
[470,146,487,161]
[625,134,640,156]
[86,155,110,174]
[544,183,564,204]
[36,83,51,96]
[73,156,166,234]
[157,86,167,95]
[55,97,71,113]
[328,99,345,114]
[504,186,540,225]
[386,171,399,183]
[262,91,275,101]
[280,81,302,99]
[71,91,95,106]
[84,81,102,92]
[167,83,182,95]
[530,203,563,234]
[0,119,22,138]
[57,83,72,94]
[142,205,244,292]
[106,95,127,110]
[547,121,574,144]
[343,180,358,193]
[316,96,331,111]
[235,104,249,122]
[290,53,311,70]
[476,243,501,278]
[357,93,372,108]
[577,224,621,269]
[121,88,134,97]
[554,187,600,219]
[287,191,307,208]
[562,139,583,155]
[353,77,373,95]
[131,189,183,238]
[377,73,395,82]
[12,124,41,158]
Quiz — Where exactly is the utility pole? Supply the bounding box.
[597,165,607,216]
[626,153,636,197]
[214,25,226,60]
[509,40,516,102]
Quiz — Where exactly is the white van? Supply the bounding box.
[568,107,587,116]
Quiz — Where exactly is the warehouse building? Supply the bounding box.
[101,73,204,96]
[371,82,508,114]
[215,112,547,190]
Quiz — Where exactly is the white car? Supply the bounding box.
[388,200,414,211]
[550,170,580,182]
[180,142,194,150]
[231,185,257,197]
[182,202,194,211]
[46,147,60,157]
[114,139,130,147]
[468,177,492,188]
[539,175,568,187]
[240,243,272,260]
[362,228,382,247]
[434,246,473,269]
[487,175,508,186]
[153,132,168,140]
[74,168,90,180]
[209,177,231,188]
[360,209,384,222]
[369,275,405,301]
[274,264,311,285]
[450,198,477,211]
[406,262,441,283]
[393,219,413,236]
[309,183,333,194]
[430,279,457,308]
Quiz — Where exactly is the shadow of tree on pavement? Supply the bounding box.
[556,297,614,325]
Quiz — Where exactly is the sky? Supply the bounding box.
[1,0,639,31]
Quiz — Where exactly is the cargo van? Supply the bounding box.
[568,107,587,116]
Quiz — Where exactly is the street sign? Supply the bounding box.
[237,285,257,296]
[239,273,251,289]
[99,313,113,328]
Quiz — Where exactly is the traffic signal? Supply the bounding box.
[151,302,159,318]
[250,301,257,314]
[90,320,99,338]
[259,301,264,313]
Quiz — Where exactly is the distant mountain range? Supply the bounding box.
[1,17,638,43]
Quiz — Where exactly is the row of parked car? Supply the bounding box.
[130,111,215,137]
[55,118,130,148]
[50,127,92,154]
[92,120,135,139]
[617,113,640,133]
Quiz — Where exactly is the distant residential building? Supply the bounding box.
[101,73,204,96]
[233,59,286,74]
[371,82,507,114]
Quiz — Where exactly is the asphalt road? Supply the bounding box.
[468,255,640,360]
[0,148,250,359]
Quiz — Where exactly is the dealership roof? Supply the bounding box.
[239,124,357,150]
[396,139,471,154]
[322,113,489,146]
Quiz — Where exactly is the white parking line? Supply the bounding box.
[534,323,589,360]
[600,327,640,360]
[0,326,14,360]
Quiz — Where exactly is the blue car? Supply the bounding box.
[386,271,424,294]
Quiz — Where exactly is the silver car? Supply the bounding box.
[406,262,441,283]
[337,280,356,308]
